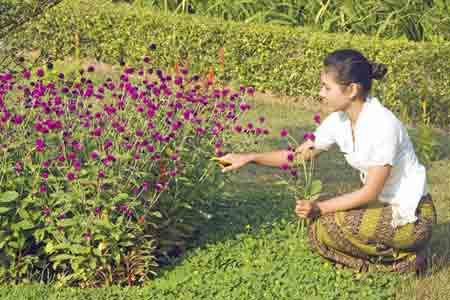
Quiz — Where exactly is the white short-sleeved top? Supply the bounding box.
[314,96,428,228]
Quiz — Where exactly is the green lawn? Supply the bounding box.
[1,93,448,299]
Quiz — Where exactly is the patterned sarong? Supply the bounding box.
[308,194,437,273]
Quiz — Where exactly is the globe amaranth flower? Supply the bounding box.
[42,207,51,216]
[83,232,92,241]
[15,161,22,174]
[103,139,113,150]
[303,132,316,141]
[94,207,101,215]
[280,129,288,138]
[149,43,157,51]
[67,152,76,160]
[90,151,99,160]
[23,70,31,80]
[314,113,321,125]
[73,160,81,171]
[98,170,106,178]
[36,138,46,152]
[12,115,23,125]
[39,184,47,193]
[67,172,76,181]
[287,152,294,162]
[36,68,44,77]
[41,172,49,179]
[280,163,290,170]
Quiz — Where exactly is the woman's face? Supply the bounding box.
[319,70,352,113]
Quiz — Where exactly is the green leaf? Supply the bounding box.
[0,191,19,203]
[0,206,14,214]
[310,180,322,196]
[15,219,34,230]
[50,254,73,262]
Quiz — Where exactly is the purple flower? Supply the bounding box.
[67,172,76,181]
[36,138,45,152]
[12,115,23,125]
[36,68,44,77]
[23,70,31,80]
[303,132,316,141]
[41,172,49,179]
[83,232,92,241]
[42,160,50,168]
[280,129,288,138]
[39,184,47,193]
[90,151,99,159]
[42,207,50,216]
[67,152,76,160]
[15,161,22,174]
[234,125,242,133]
[143,56,151,63]
[103,139,113,150]
[174,76,183,85]
[136,128,144,137]
[314,113,321,125]
[155,183,163,192]
[87,66,95,72]
[92,127,102,137]
[247,86,255,96]
[258,116,266,123]
[287,152,294,162]
[280,163,290,170]
[94,207,101,215]
[57,154,65,162]
[98,170,105,178]
[73,160,81,171]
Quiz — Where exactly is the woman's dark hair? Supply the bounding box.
[323,49,388,97]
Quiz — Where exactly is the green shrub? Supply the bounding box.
[9,0,450,128]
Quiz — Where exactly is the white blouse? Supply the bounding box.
[314,96,428,228]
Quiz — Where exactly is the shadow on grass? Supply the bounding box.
[428,222,450,274]
[156,124,361,273]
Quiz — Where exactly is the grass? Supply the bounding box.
[1,92,448,299]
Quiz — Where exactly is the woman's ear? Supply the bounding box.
[346,83,361,100]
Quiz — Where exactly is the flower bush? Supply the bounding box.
[0,50,269,286]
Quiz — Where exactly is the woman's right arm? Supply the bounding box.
[219,139,323,172]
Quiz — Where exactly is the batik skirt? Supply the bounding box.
[308,194,437,273]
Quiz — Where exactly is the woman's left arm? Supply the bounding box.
[317,165,392,214]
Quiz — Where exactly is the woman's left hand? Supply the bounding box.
[295,200,321,219]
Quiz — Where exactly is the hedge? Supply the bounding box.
[9,0,450,128]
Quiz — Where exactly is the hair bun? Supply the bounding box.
[370,62,388,80]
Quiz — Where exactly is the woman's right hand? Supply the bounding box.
[213,153,254,173]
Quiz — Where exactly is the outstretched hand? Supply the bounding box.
[211,153,253,173]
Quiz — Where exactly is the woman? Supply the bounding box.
[218,49,436,273]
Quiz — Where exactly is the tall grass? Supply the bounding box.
[133,0,450,41]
